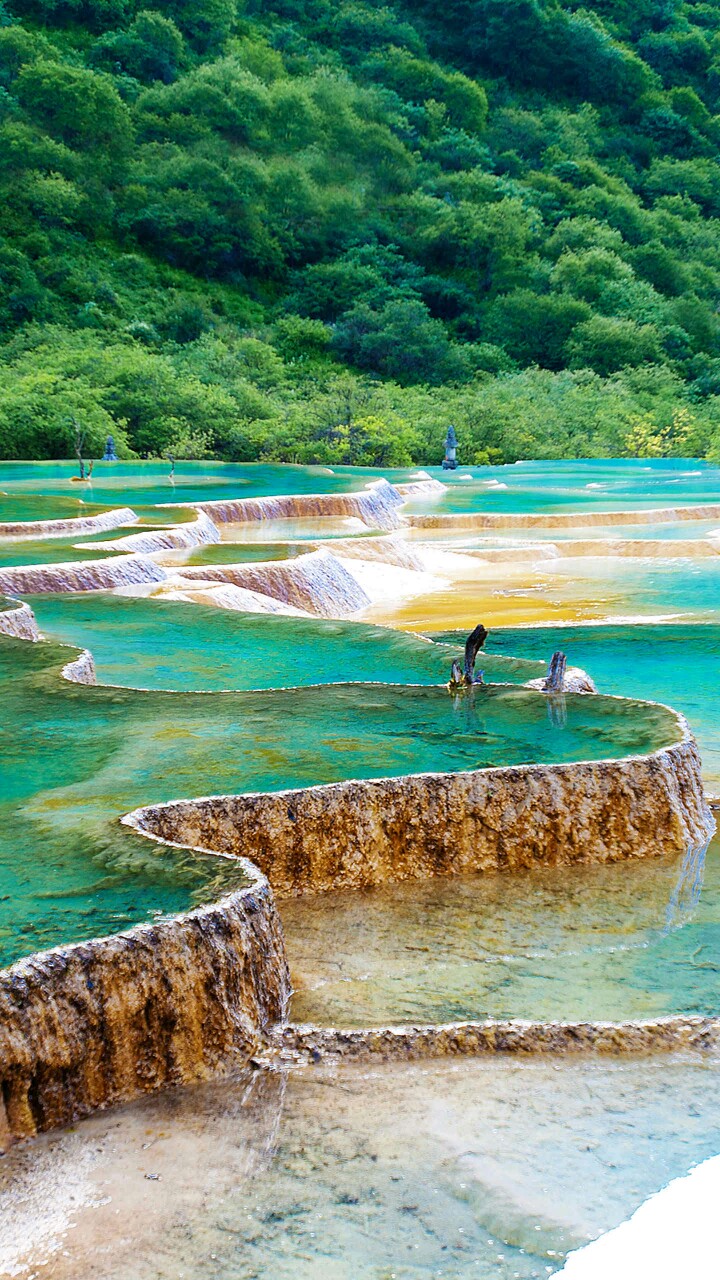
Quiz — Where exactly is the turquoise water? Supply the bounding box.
[0,461,420,513]
[4,457,720,518]
[555,558,720,621]
[0,631,676,969]
[472,622,720,784]
[403,457,720,516]
[28,594,542,691]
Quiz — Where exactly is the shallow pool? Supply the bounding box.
[3,1053,719,1279]
[284,833,718,1026]
[0,630,677,968]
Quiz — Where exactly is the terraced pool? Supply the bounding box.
[2,456,720,1280]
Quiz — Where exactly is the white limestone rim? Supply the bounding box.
[86,509,221,553]
[406,501,720,529]
[0,597,42,640]
[0,552,167,591]
[0,507,138,541]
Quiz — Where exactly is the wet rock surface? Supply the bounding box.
[126,728,712,899]
[0,872,290,1140]
[0,554,166,595]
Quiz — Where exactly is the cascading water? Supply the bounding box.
[0,554,167,594]
[174,549,371,617]
[190,478,407,531]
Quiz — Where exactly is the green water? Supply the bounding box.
[0,524,201,570]
[0,493,123,524]
[28,593,541,691]
[0,631,676,969]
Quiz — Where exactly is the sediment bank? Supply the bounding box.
[0,575,714,1142]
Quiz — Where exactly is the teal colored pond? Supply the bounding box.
[472,622,720,786]
[556,558,720,622]
[0,460,421,514]
[4,457,720,520]
[28,593,542,691]
[403,457,720,516]
[0,631,677,969]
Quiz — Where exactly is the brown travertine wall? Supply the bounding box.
[124,724,712,899]
[0,870,290,1142]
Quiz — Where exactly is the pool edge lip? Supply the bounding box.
[268,1011,720,1065]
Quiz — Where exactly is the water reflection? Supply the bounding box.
[283,836,720,1028]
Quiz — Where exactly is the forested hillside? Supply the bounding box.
[2,0,720,464]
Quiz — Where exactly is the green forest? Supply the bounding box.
[2,0,720,464]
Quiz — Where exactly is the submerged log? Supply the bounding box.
[525,650,598,695]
